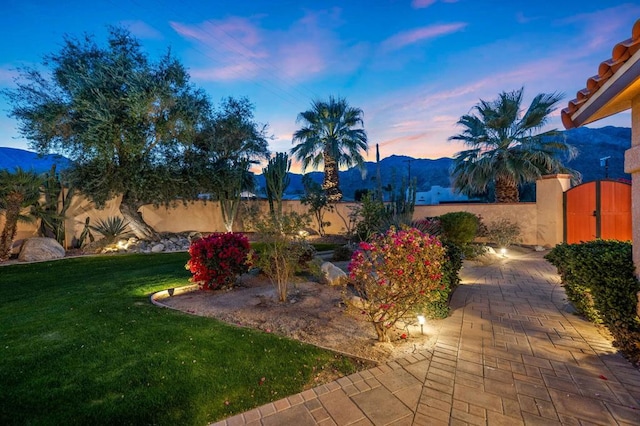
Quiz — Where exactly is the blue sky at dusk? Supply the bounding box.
[1,1,638,171]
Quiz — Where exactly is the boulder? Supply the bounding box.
[321,261,347,286]
[18,237,65,262]
[151,243,165,253]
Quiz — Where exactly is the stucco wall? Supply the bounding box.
[5,175,569,249]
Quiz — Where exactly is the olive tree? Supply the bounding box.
[3,27,211,239]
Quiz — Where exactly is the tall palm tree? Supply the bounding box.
[291,96,368,202]
[449,88,579,203]
[0,168,43,261]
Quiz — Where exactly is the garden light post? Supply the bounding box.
[417,315,425,335]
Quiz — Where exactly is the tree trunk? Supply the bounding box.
[0,194,23,261]
[495,175,519,203]
[119,201,158,240]
[374,322,391,343]
[323,153,342,202]
[220,198,239,232]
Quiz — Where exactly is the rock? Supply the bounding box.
[348,295,369,310]
[534,245,545,252]
[151,243,165,253]
[485,246,497,255]
[18,237,65,262]
[321,261,347,286]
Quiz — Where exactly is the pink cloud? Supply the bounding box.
[381,23,466,51]
[171,18,266,60]
[172,10,366,84]
[277,41,326,78]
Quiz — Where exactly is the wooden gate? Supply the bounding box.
[564,180,631,244]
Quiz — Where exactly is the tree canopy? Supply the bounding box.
[449,88,579,203]
[291,96,368,202]
[187,97,270,231]
[3,27,211,238]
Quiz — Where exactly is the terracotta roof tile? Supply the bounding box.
[562,19,640,129]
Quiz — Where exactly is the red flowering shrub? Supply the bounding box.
[347,226,446,342]
[186,233,250,290]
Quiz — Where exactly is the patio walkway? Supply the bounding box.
[212,250,640,425]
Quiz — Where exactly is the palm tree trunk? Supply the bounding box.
[495,175,519,203]
[323,153,342,202]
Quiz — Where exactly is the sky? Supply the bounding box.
[1,0,639,172]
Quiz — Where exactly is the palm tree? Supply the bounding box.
[449,88,579,203]
[291,96,368,202]
[0,168,43,261]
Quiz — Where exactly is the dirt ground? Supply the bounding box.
[157,262,445,364]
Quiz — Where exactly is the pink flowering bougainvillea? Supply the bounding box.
[186,233,250,290]
[347,226,446,342]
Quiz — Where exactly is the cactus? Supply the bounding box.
[263,152,291,219]
[30,165,76,246]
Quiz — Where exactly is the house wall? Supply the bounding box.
[5,175,570,249]
[624,95,640,273]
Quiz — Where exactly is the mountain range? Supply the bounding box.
[0,126,631,201]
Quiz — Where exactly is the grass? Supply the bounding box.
[0,253,360,425]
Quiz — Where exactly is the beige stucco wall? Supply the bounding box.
[6,175,569,248]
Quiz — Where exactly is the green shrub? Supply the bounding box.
[438,212,480,246]
[485,218,521,248]
[545,240,640,363]
[331,245,354,262]
[418,241,464,319]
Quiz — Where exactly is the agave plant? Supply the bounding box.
[89,216,130,244]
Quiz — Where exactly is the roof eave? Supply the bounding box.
[563,50,640,129]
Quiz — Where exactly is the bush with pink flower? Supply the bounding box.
[346,226,446,342]
[186,232,250,290]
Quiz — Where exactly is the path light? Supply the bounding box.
[417,315,425,335]
[500,248,507,257]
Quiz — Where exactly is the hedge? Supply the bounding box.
[545,240,640,364]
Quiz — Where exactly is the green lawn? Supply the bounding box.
[0,253,359,425]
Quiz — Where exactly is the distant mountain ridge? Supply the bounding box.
[1,126,631,201]
[0,147,70,173]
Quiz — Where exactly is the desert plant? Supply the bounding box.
[353,193,387,242]
[301,175,333,236]
[383,177,416,229]
[186,232,251,290]
[485,218,521,248]
[263,152,291,220]
[248,212,312,302]
[347,227,446,342]
[89,216,130,244]
[411,217,442,236]
[30,165,76,246]
[0,168,43,261]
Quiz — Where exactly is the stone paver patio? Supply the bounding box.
[212,251,640,425]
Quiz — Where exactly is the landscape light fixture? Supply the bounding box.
[417,315,425,335]
[500,248,507,257]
